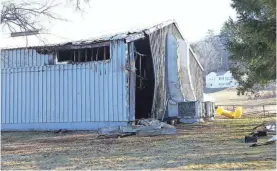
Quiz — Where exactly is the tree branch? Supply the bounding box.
[1,0,63,32]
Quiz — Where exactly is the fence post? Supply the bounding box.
[263,105,265,117]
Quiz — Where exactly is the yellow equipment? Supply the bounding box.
[216,106,243,119]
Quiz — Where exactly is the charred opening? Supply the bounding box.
[57,46,110,63]
[134,37,155,119]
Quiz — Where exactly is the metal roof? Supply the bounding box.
[216,71,228,76]
[1,20,182,50]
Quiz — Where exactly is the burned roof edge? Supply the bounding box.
[1,20,178,51]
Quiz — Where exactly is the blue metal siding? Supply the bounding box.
[128,42,136,121]
[1,49,52,68]
[1,40,129,130]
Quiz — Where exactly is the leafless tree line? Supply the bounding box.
[192,30,276,96]
[191,30,229,75]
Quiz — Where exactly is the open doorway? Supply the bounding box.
[134,37,155,119]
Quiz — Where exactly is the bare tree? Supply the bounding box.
[68,0,90,11]
[1,0,90,33]
[0,0,91,67]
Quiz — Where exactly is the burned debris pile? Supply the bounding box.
[244,121,276,147]
[97,119,176,139]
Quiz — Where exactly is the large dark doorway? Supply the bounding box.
[134,37,155,119]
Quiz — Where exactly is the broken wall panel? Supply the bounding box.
[177,40,196,101]
[148,23,183,119]
[1,40,130,131]
[165,34,185,118]
[165,34,184,103]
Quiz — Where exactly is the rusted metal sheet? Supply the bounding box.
[1,40,130,131]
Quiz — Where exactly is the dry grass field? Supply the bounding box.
[1,116,276,170]
[209,88,276,106]
[209,88,276,118]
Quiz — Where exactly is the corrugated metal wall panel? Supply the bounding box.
[1,40,129,129]
[1,49,52,68]
[189,50,204,101]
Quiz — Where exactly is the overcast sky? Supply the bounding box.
[1,0,237,48]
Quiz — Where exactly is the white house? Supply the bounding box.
[205,71,238,88]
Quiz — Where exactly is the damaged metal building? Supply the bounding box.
[1,20,205,131]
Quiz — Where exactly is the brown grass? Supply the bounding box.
[209,88,276,106]
[1,116,276,170]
